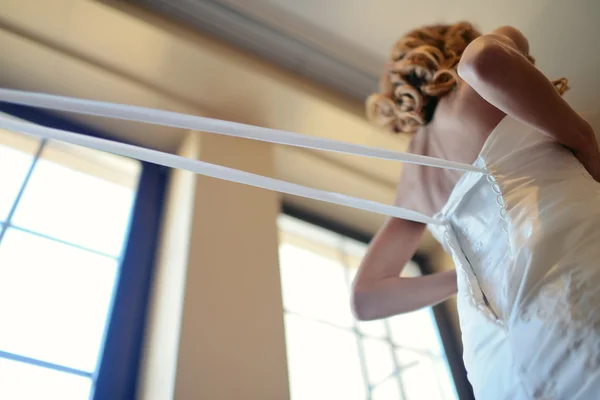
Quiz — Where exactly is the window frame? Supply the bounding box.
[281,204,475,400]
[0,102,167,400]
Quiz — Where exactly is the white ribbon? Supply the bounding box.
[0,89,483,225]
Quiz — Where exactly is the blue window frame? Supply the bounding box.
[0,102,166,399]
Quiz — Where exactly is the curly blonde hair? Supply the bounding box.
[366,22,568,134]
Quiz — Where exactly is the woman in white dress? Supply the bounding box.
[351,22,600,399]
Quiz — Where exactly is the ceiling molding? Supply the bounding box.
[129,0,380,101]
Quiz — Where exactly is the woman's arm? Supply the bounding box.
[458,27,600,181]
[350,217,457,321]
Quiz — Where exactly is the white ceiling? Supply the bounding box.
[248,0,596,68]
[143,0,600,111]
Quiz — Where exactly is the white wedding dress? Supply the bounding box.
[428,113,600,399]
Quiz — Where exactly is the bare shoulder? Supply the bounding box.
[394,83,504,216]
[490,26,529,54]
[450,81,506,140]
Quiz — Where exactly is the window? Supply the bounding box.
[278,215,458,400]
[0,115,141,399]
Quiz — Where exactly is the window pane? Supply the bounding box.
[356,319,388,339]
[397,349,456,400]
[395,348,422,370]
[388,309,443,355]
[433,357,459,400]
[279,244,354,327]
[372,376,402,400]
[0,358,91,400]
[278,215,458,400]
[11,140,140,257]
[362,337,395,385]
[0,129,40,222]
[284,314,366,400]
[401,261,423,278]
[0,229,118,372]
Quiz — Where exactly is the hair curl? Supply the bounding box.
[366,22,568,134]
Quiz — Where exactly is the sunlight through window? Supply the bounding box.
[0,122,140,399]
[278,215,458,400]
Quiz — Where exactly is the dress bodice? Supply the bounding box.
[428,114,600,399]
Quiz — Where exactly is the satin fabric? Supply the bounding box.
[429,115,600,399]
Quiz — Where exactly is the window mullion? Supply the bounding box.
[0,138,47,245]
[384,320,408,400]
[0,349,93,379]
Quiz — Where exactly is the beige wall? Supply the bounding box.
[174,134,288,399]
[138,133,290,399]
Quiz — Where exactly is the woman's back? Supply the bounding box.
[395,82,505,216]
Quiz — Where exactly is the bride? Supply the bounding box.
[351,22,600,399]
